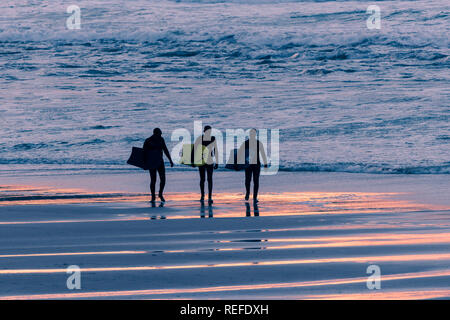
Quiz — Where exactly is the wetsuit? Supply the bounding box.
[244,139,262,200]
[143,134,171,199]
[198,136,216,199]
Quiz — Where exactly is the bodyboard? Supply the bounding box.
[127,147,147,170]
[180,144,210,167]
[225,148,247,171]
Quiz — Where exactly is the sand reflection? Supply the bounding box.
[2,185,447,221]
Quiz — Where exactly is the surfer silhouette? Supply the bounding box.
[143,128,174,203]
[238,128,268,203]
[193,125,219,204]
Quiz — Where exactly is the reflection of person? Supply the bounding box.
[143,128,174,203]
[238,129,268,203]
[200,202,213,218]
[254,202,259,216]
[245,202,260,217]
[245,202,251,217]
[194,125,219,204]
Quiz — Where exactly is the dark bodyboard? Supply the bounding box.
[127,147,163,170]
[127,147,148,170]
[225,148,247,171]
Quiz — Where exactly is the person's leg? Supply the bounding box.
[199,166,206,201]
[157,164,166,201]
[253,165,261,202]
[245,167,252,200]
[149,169,157,201]
[206,165,213,203]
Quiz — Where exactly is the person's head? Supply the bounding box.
[203,125,212,136]
[249,128,257,139]
[153,128,162,136]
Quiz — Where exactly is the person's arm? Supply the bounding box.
[237,142,246,166]
[143,139,148,164]
[259,141,268,168]
[212,139,219,169]
[162,139,174,167]
[193,136,201,153]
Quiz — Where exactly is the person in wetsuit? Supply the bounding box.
[238,128,268,203]
[143,128,174,203]
[193,125,218,204]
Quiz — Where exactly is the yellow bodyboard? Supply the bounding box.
[180,144,210,167]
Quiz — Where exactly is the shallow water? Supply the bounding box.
[0,0,449,175]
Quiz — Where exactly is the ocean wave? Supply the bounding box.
[84,125,120,130]
[0,159,449,175]
[69,139,107,146]
[282,115,449,138]
[279,163,450,175]
[0,21,447,50]
[13,143,48,151]
[81,69,122,77]
[158,50,201,57]
[1,36,447,73]
[289,9,365,20]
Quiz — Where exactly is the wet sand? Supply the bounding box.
[0,172,449,299]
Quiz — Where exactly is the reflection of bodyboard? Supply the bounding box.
[225,148,246,171]
[180,144,209,167]
[127,147,147,170]
[145,149,163,170]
